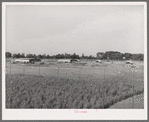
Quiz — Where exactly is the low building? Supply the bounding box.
[12,58,41,64]
[122,57,126,60]
[126,60,133,64]
[57,59,73,63]
[96,60,102,63]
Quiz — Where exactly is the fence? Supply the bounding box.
[6,61,144,108]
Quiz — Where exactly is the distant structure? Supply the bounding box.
[12,58,41,64]
[96,60,102,63]
[57,59,73,63]
[96,52,104,59]
[107,56,110,62]
[122,57,126,60]
[57,59,79,63]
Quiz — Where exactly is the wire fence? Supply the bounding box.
[5,61,144,108]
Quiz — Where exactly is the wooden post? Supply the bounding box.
[104,65,106,82]
[39,65,40,76]
[102,83,105,108]
[57,67,59,81]
[79,68,81,82]
[132,70,135,109]
[115,63,117,73]
[10,63,11,74]
[132,83,134,109]
[23,65,25,75]
[103,65,106,108]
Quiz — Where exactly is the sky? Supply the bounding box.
[5,5,144,56]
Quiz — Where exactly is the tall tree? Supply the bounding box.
[81,53,84,59]
[46,55,50,59]
[96,52,104,59]
[13,54,17,58]
[132,54,144,60]
[21,53,25,58]
[124,53,132,60]
[6,52,11,58]
[37,54,42,59]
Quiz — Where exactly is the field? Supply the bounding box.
[5,59,144,108]
[109,93,144,109]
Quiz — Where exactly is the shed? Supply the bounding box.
[14,58,41,64]
[57,59,73,63]
[122,57,126,60]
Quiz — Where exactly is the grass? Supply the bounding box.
[6,73,144,109]
[5,60,144,108]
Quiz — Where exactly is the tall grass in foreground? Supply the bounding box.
[6,74,143,109]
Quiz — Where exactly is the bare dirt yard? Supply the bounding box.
[109,93,144,109]
[5,59,144,108]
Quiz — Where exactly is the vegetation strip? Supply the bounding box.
[6,74,143,109]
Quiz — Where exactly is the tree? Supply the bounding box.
[124,53,132,60]
[81,53,84,59]
[21,53,25,58]
[111,52,123,60]
[6,52,11,58]
[88,55,94,59]
[37,54,42,59]
[26,54,34,58]
[42,54,46,59]
[46,55,50,59]
[17,53,21,58]
[13,54,17,58]
[131,54,144,60]
[55,54,63,59]
[102,51,123,60]
[64,53,71,59]
[33,54,37,58]
[96,52,104,59]
[71,53,77,59]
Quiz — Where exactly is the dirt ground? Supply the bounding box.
[109,93,144,109]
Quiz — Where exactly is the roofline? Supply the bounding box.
[14,58,40,60]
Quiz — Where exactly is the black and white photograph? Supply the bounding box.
[2,2,147,120]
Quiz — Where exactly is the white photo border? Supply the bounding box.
[2,2,147,120]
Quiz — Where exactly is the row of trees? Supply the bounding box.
[5,52,96,59]
[6,51,144,60]
[96,51,144,60]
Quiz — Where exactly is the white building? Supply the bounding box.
[12,58,41,64]
[57,59,73,63]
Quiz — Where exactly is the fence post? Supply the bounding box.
[117,66,120,101]
[132,83,134,109]
[102,83,105,108]
[39,65,40,76]
[10,62,11,74]
[142,65,144,78]
[23,64,25,75]
[57,66,59,81]
[103,65,106,108]
[132,70,135,109]
[104,64,106,82]
[79,68,81,82]
[115,63,117,73]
